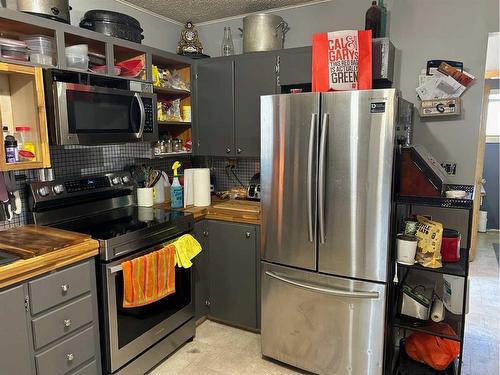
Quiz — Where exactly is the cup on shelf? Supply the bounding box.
[396,233,418,265]
[137,187,154,207]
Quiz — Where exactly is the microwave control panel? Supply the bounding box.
[143,98,154,134]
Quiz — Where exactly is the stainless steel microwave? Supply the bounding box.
[48,81,157,145]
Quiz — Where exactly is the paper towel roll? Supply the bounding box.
[193,168,211,207]
[183,169,195,208]
[431,299,445,322]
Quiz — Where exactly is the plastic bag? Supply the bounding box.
[415,215,443,268]
[405,329,460,370]
[312,29,372,92]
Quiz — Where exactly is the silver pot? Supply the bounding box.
[239,14,289,53]
[17,0,71,24]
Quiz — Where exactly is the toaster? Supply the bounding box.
[247,173,260,201]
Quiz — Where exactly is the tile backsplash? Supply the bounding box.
[0,145,259,230]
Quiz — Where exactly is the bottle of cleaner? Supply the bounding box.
[170,161,183,208]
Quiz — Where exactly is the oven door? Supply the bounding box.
[102,244,193,373]
[53,82,157,145]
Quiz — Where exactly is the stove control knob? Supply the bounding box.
[111,176,121,185]
[53,184,64,195]
[121,175,130,184]
[38,186,50,197]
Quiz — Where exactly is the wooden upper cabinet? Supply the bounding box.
[0,63,51,171]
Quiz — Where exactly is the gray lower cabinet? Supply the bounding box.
[0,285,33,375]
[194,58,235,156]
[207,221,258,329]
[0,259,101,375]
[234,53,278,157]
[193,220,210,321]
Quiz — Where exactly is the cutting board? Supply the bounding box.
[0,225,91,259]
[212,200,260,213]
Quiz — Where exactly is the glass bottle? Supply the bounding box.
[365,1,381,38]
[221,26,234,56]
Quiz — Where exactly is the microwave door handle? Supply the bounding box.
[133,93,146,139]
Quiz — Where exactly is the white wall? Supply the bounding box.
[4,0,183,52]
[197,0,500,185]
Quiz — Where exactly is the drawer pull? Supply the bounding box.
[63,319,71,328]
[61,284,69,293]
[66,353,74,361]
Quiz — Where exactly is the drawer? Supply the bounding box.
[72,360,97,375]
[32,295,94,350]
[35,326,96,375]
[29,261,92,315]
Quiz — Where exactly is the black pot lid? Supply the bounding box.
[82,9,142,30]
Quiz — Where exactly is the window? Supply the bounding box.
[486,88,500,143]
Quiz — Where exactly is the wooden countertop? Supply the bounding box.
[157,198,261,225]
[0,225,99,289]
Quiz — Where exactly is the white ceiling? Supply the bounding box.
[119,0,320,24]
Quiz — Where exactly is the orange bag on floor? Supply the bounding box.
[405,329,460,370]
[312,29,372,92]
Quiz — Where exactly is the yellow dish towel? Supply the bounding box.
[173,234,202,268]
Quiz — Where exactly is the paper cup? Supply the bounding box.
[137,187,154,207]
[397,234,418,265]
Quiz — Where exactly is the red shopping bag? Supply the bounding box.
[312,30,372,92]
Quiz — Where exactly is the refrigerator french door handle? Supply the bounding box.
[318,113,329,244]
[307,113,318,243]
[265,271,380,299]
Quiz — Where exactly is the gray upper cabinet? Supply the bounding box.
[208,221,258,329]
[195,59,235,156]
[0,285,33,375]
[278,47,312,86]
[234,53,278,157]
[192,220,210,321]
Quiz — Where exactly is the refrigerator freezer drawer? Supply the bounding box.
[261,262,386,375]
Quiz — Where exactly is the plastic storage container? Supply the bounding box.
[23,35,55,66]
[65,44,89,70]
[1,45,29,61]
[441,228,461,263]
[15,126,36,161]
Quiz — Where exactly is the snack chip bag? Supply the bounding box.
[415,215,443,268]
[312,30,372,92]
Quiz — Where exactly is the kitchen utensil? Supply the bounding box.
[88,51,106,66]
[147,169,161,189]
[17,0,71,23]
[137,187,154,207]
[441,228,461,262]
[79,10,144,43]
[239,14,289,53]
[396,234,418,265]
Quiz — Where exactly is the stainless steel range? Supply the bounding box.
[28,172,195,375]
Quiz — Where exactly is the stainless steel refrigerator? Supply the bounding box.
[260,89,400,375]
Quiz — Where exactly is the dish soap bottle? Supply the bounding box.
[170,161,183,208]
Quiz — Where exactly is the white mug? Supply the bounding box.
[397,234,418,265]
[137,187,154,207]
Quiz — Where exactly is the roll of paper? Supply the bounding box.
[183,169,195,208]
[431,298,445,322]
[193,168,211,207]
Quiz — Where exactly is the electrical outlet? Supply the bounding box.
[226,159,237,168]
[441,162,457,175]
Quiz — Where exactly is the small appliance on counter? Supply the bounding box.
[247,172,260,201]
[400,272,436,320]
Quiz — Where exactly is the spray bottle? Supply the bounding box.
[170,161,183,208]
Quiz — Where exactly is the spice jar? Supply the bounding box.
[5,136,18,163]
[15,126,36,161]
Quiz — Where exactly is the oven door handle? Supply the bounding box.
[133,93,146,139]
[109,264,123,274]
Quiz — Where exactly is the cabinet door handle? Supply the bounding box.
[237,148,243,154]
[61,284,69,293]
[63,319,71,328]
[203,231,209,237]
[66,353,74,361]
[225,147,231,154]
[245,231,251,238]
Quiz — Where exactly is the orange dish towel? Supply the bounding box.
[122,244,176,308]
